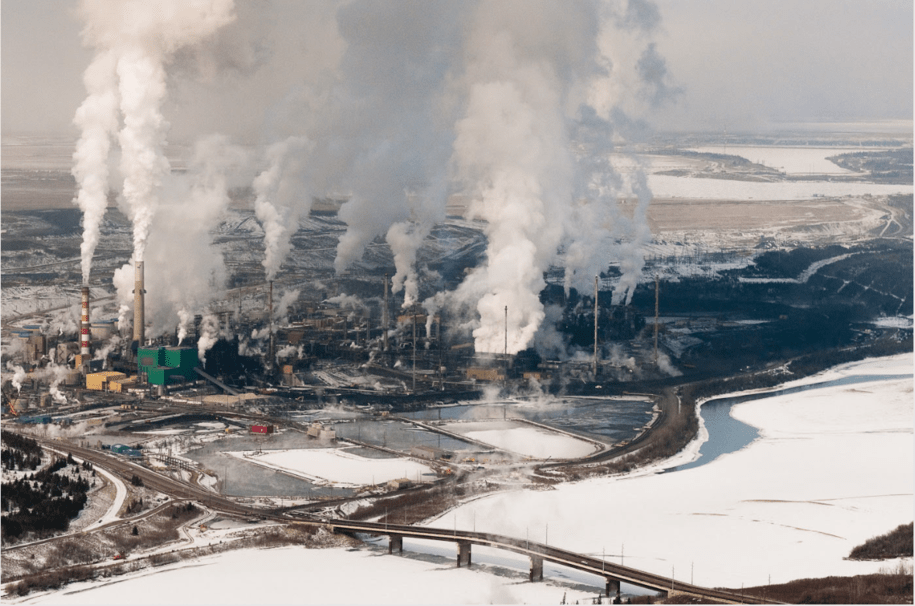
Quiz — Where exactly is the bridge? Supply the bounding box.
[313,519,779,604]
[45,438,779,604]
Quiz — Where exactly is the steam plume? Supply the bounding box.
[253,137,313,282]
[72,50,119,285]
[76,0,236,263]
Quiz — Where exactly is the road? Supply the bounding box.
[315,519,779,604]
[36,436,780,604]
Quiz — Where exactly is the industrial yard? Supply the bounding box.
[1,0,913,601]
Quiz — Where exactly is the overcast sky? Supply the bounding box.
[2,0,912,140]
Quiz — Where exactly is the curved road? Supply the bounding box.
[40,437,779,604]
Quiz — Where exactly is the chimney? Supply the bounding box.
[80,286,91,357]
[133,261,145,347]
[268,280,275,370]
[383,273,389,351]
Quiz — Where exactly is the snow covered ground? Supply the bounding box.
[18,545,597,605]
[688,145,870,175]
[229,448,434,486]
[424,353,914,589]
[7,354,912,604]
[454,422,598,459]
[648,174,913,200]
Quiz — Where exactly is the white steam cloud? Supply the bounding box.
[197,314,220,364]
[253,137,313,282]
[72,50,119,285]
[76,0,236,262]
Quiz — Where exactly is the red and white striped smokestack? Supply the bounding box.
[133,261,145,346]
[80,286,91,357]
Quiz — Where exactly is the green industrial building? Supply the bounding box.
[138,346,199,386]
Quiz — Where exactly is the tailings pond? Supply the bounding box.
[403,396,656,445]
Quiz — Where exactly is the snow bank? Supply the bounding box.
[426,353,913,589]
[24,545,595,605]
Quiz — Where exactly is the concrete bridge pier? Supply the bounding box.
[605,578,620,598]
[529,556,544,582]
[388,535,403,554]
[457,541,472,567]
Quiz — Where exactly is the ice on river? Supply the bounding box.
[426,353,913,589]
[649,174,913,200]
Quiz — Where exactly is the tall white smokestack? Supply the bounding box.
[133,261,145,346]
[80,286,91,357]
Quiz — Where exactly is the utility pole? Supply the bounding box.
[593,275,599,376]
[504,305,508,356]
[383,274,389,352]
[654,274,660,366]
[412,303,417,393]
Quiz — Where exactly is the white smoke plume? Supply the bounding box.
[113,134,246,338]
[177,308,193,345]
[448,1,594,354]
[93,334,123,363]
[274,289,300,324]
[253,137,314,282]
[329,2,457,275]
[47,304,80,338]
[657,351,681,377]
[7,363,27,394]
[276,344,300,360]
[76,0,237,264]
[387,214,433,309]
[47,364,72,404]
[197,314,220,364]
[5,362,72,404]
[72,50,120,285]
[325,294,365,312]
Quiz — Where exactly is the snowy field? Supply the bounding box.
[649,174,913,200]
[18,545,597,605]
[229,448,434,486]
[424,353,914,589]
[8,354,912,604]
[455,422,598,459]
[688,145,870,175]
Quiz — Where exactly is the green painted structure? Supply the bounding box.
[138,346,199,386]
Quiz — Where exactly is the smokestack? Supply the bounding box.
[133,261,145,347]
[383,273,389,351]
[593,275,598,377]
[268,280,275,371]
[80,286,91,358]
[654,274,660,366]
[504,305,508,357]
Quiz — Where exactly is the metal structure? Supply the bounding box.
[133,261,145,346]
[593,275,599,376]
[267,280,275,371]
[654,274,660,365]
[80,286,91,357]
[383,273,389,351]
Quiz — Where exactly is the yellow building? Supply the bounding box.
[86,371,126,391]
